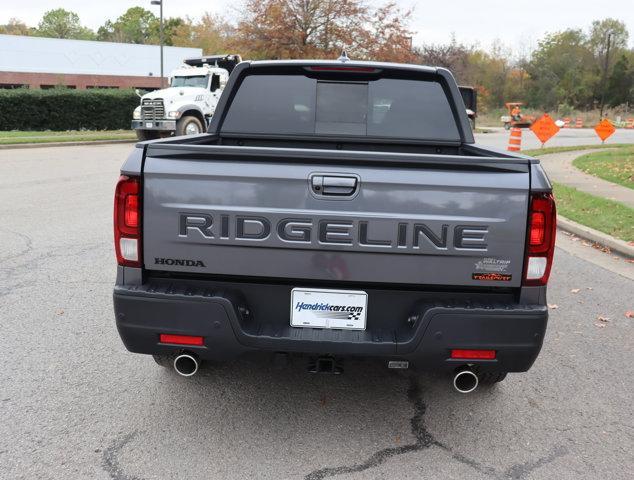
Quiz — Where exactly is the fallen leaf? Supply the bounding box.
[548,304,559,309]
[597,315,610,323]
[595,323,607,328]
[591,243,611,254]
[586,287,593,290]
[570,288,581,294]
[626,311,634,318]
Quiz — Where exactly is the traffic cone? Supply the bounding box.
[563,117,571,128]
[575,117,583,128]
[507,127,522,151]
[626,118,634,129]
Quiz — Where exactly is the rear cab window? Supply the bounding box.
[220,68,461,142]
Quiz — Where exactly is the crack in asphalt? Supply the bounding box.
[305,376,568,480]
[503,445,568,479]
[98,378,566,480]
[102,431,146,480]
[0,240,109,298]
[304,376,437,480]
[0,227,34,263]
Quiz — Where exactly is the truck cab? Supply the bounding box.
[131,54,241,140]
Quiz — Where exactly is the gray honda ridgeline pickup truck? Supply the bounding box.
[113,59,556,393]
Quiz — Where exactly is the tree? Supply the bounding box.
[148,17,186,46]
[606,54,634,107]
[233,0,361,59]
[588,18,629,64]
[589,19,630,113]
[525,29,598,109]
[462,46,514,109]
[415,39,474,81]
[360,2,416,63]
[232,0,414,61]
[98,7,185,45]
[97,7,158,44]
[415,39,519,110]
[171,14,233,53]
[0,18,32,36]
[34,9,95,40]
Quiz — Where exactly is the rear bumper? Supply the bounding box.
[131,120,176,131]
[114,278,548,373]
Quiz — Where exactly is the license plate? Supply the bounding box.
[290,288,367,330]
[145,122,153,128]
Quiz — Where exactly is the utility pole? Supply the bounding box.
[151,0,164,88]
[599,32,613,119]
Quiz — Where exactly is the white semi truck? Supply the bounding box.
[131,54,241,140]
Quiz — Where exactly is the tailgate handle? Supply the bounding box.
[311,175,358,197]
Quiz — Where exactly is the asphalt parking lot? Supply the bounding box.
[1,143,633,479]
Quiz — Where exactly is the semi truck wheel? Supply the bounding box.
[176,116,204,136]
[135,129,160,141]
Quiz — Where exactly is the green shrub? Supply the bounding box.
[0,88,139,131]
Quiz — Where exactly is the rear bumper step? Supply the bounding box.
[113,279,548,372]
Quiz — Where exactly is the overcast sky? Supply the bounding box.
[3,0,634,52]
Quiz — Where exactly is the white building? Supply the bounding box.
[0,34,202,89]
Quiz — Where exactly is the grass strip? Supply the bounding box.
[553,182,633,242]
[573,146,634,190]
[0,130,135,144]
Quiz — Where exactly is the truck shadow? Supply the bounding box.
[104,356,567,479]
[156,357,561,478]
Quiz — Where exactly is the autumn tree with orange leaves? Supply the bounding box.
[232,0,415,63]
[172,13,234,53]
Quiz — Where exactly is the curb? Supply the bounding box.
[557,215,634,258]
[0,139,136,150]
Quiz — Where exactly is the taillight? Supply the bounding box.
[529,211,545,245]
[114,175,142,267]
[124,194,139,228]
[523,193,556,286]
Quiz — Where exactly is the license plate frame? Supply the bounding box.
[290,288,368,330]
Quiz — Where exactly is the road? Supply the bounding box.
[475,126,634,150]
[1,143,632,480]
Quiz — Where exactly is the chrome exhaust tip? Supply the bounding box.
[453,368,479,394]
[173,353,199,377]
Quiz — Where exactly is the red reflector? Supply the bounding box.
[529,211,545,245]
[451,349,496,360]
[124,194,139,228]
[159,334,204,346]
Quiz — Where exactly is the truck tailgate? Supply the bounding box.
[142,146,529,287]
